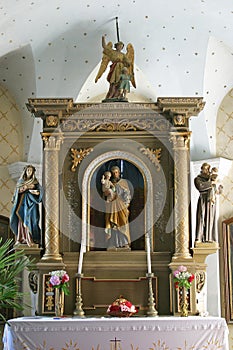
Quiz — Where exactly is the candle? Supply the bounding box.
[146,234,152,274]
[78,244,84,275]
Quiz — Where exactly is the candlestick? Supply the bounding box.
[146,234,152,274]
[73,273,85,317]
[146,272,158,317]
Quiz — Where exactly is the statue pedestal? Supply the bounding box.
[192,241,219,263]
[14,242,41,254]
[192,241,219,316]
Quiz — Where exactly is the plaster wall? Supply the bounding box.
[0,85,23,217]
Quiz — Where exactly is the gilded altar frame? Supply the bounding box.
[26,98,205,316]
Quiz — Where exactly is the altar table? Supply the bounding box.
[2,316,229,350]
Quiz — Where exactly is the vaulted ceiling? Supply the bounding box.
[0,0,232,162]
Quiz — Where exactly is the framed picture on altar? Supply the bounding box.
[222,217,233,323]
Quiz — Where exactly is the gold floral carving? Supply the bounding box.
[61,118,170,132]
[71,148,93,172]
[45,278,54,311]
[140,147,162,171]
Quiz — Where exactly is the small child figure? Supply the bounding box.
[118,67,131,99]
[101,171,116,202]
[209,167,223,205]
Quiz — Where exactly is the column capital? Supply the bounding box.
[42,133,64,150]
[170,131,191,150]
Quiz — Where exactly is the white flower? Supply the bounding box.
[50,270,67,278]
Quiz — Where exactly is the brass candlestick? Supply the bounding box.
[146,272,158,317]
[73,273,85,317]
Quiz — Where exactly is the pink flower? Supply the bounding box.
[178,265,187,272]
[62,273,69,283]
[50,275,60,286]
[173,270,180,277]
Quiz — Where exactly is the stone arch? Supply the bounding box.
[81,150,153,250]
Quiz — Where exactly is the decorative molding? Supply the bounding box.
[28,271,38,294]
[173,114,186,126]
[71,148,93,172]
[157,97,205,117]
[196,271,206,293]
[140,147,162,171]
[42,134,63,151]
[61,118,170,132]
[42,274,55,314]
[170,132,191,150]
[46,115,59,127]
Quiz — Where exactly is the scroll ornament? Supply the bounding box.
[140,147,162,171]
[70,148,93,172]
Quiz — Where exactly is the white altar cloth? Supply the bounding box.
[2,316,229,350]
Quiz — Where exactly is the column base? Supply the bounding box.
[41,253,63,262]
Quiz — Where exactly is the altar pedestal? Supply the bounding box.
[3,316,229,350]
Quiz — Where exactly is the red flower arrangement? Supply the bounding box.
[49,270,70,295]
[107,296,138,317]
[173,265,195,290]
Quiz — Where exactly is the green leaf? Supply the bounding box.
[0,238,33,322]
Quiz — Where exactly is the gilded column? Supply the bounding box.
[42,134,63,261]
[170,131,192,260]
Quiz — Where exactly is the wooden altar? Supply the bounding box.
[25,97,208,317]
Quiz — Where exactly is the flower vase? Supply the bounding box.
[180,287,188,317]
[55,288,64,317]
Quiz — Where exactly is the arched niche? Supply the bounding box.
[81,150,153,251]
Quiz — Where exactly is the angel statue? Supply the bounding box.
[95,35,136,101]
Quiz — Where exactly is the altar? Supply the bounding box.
[2,316,229,350]
[22,98,208,317]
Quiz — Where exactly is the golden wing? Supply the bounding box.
[95,41,112,83]
[126,43,136,88]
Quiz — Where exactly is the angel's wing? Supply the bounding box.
[95,42,113,83]
[126,43,136,88]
